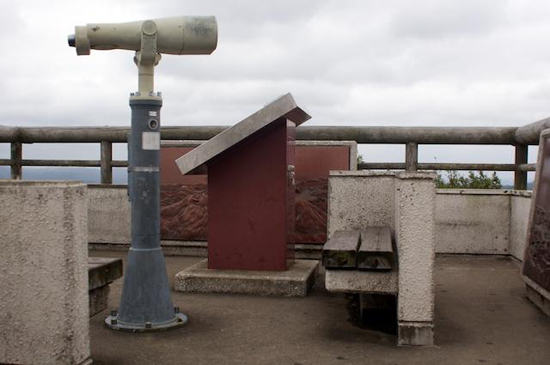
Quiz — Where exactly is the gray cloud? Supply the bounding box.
[389,0,506,40]
[1,0,549,184]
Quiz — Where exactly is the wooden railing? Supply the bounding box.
[1,117,548,189]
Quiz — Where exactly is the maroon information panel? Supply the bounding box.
[160,142,354,244]
[207,119,295,270]
[523,132,550,293]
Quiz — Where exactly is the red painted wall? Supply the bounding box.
[161,147,206,185]
[160,141,353,244]
[295,146,350,179]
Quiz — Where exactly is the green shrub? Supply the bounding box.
[436,170,502,189]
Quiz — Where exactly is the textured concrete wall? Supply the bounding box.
[88,184,130,244]
[435,190,511,255]
[395,173,436,325]
[87,184,532,259]
[0,181,90,365]
[328,171,395,237]
[510,192,532,261]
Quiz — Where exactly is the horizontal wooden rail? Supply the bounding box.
[1,122,545,189]
[2,160,535,172]
[418,163,517,171]
[0,125,520,145]
[519,163,536,172]
[22,159,101,167]
[0,159,128,168]
[515,117,550,144]
[298,126,518,145]
[358,163,536,172]
[359,163,406,170]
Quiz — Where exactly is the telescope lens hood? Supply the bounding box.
[68,34,76,47]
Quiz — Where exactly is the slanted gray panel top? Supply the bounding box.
[175,93,311,175]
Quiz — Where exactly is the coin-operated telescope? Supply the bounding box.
[69,16,217,332]
[69,16,217,94]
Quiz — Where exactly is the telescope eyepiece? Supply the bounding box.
[68,34,76,47]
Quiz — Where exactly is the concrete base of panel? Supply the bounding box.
[174,259,319,297]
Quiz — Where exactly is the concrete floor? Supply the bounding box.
[89,252,550,365]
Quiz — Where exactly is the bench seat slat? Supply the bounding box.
[358,227,394,271]
[88,257,123,291]
[322,230,361,269]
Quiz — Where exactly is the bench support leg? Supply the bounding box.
[398,321,434,346]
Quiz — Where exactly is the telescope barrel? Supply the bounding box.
[69,16,217,56]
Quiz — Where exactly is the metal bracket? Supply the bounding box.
[133,20,162,96]
[288,164,296,186]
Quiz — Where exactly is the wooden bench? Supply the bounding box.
[88,257,123,317]
[324,172,436,346]
[323,227,398,299]
[322,227,395,271]
[322,228,398,342]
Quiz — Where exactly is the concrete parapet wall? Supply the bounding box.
[0,181,90,365]
[87,185,533,260]
[395,172,436,325]
[88,184,130,244]
[436,189,532,260]
[435,190,511,255]
[510,192,532,261]
[327,171,395,237]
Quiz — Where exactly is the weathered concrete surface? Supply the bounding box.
[88,257,123,317]
[327,171,396,238]
[325,268,397,294]
[435,189,510,255]
[525,281,550,317]
[395,172,436,346]
[510,192,532,261]
[0,181,91,365]
[89,252,550,365]
[174,259,319,297]
[89,285,110,317]
[88,184,130,244]
[435,189,532,259]
[397,321,434,347]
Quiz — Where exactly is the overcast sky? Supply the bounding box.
[1,0,549,183]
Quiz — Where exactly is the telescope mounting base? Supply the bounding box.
[104,312,188,333]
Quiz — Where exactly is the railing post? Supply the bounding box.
[514,144,528,190]
[405,142,418,171]
[10,142,22,180]
[100,141,113,184]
